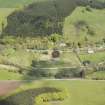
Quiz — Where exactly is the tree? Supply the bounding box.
[49,34,62,43]
[85,5,92,12]
[78,42,82,48]
[80,69,85,78]
[1,22,5,31]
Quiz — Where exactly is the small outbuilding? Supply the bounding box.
[87,48,94,54]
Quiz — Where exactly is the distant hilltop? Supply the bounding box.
[2,0,105,37]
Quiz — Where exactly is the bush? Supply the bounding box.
[49,34,62,43]
[87,28,95,36]
[85,5,92,12]
[55,68,81,78]
[35,89,69,105]
[74,20,87,30]
[0,87,59,105]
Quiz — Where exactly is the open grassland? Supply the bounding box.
[40,80,105,105]
[0,50,81,80]
[1,48,105,80]
[64,7,105,43]
[0,0,37,8]
[1,80,105,105]
[0,8,15,31]
[0,48,80,67]
[0,70,22,80]
[86,71,105,80]
[80,51,105,63]
[0,48,38,67]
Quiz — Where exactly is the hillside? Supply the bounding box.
[0,0,105,8]
[0,8,15,32]
[2,0,105,36]
[0,0,105,80]
[64,6,105,43]
[0,2,105,105]
[0,0,36,8]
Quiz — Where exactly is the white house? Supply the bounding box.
[59,43,66,47]
[87,48,94,54]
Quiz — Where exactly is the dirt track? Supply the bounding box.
[0,81,21,96]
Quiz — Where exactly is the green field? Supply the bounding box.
[0,70,22,80]
[0,8,15,31]
[80,51,105,63]
[64,6,105,43]
[37,80,105,105]
[0,50,81,80]
[0,0,36,8]
[1,80,105,105]
[1,48,105,80]
[87,71,105,80]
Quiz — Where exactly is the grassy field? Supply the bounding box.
[35,52,80,68]
[41,80,105,105]
[0,70,22,80]
[0,0,37,8]
[87,71,105,79]
[0,48,39,66]
[0,8,15,31]
[1,48,105,80]
[80,51,105,63]
[64,6,105,43]
[0,48,80,67]
[1,80,105,105]
[0,50,81,80]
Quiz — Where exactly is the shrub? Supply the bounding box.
[0,87,59,105]
[87,28,95,36]
[78,42,82,48]
[35,88,69,105]
[55,68,81,78]
[74,20,88,32]
[85,5,92,12]
[49,34,62,43]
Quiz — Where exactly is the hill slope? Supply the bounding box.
[0,0,105,8]
[2,0,105,36]
[0,0,36,8]
[64,7,105,43]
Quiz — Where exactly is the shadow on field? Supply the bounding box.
[0,87,60,105]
